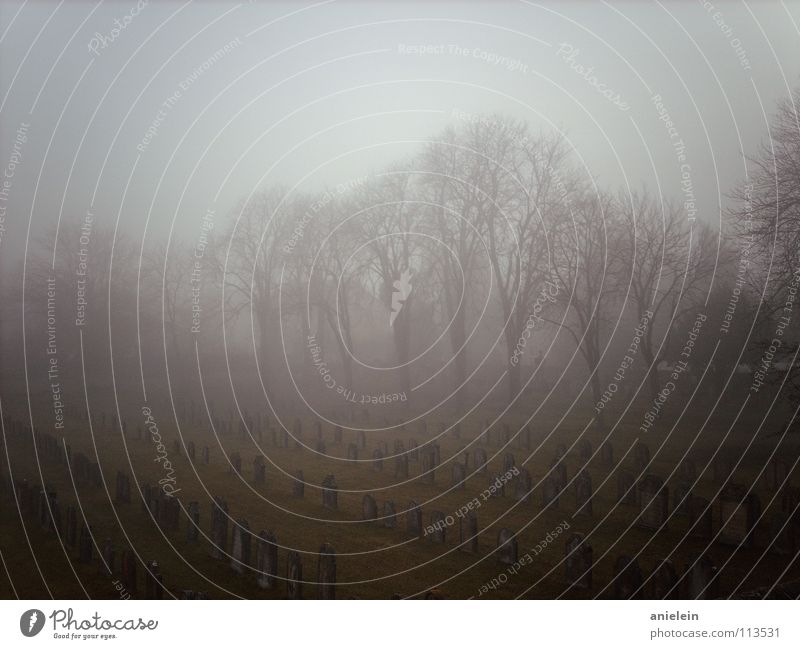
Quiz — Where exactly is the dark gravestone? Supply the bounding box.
[317,543,336,600]
[617,470,636,505]
[689,496,713,540]
[210,497,229,560]
[292,470,305,498]
[115,472,131,504]
[763,458,789,493]
[515,468,532,503]
[673,480,692,515]
[121,549,137,594]
[383,501,397,529]
[578,439,592,464]
[459,512,479,554]
[647,559,679,599]
[362,495,378,521]
[521,425,533,450]
[451,463,466,490]
[408,439,419,462]
[322,475,338,510]
[231,519,251,574]
[488,474,505,498]
[346,444,359,461]
[256,531,278,589]
[638,475,669,530]
[420,451,436,485]
[187,441,196,461]
[474,448,488,474]
[429,511,446,543]
[542,474,560,509]
[503,453,515,473]
[394,454,409,479]
[144,560,165,599]
[717,484,760,547]
[229,452,242,475]
[682,555,718,599]
[565,533,592,589]
[187,501,200,542]
[253,456,266,484]
[613,555,643,599]
[286,550,303,599]
[575,470,593,516]
[600,441,614,469]
[552,461,567,490]
[496,528,518,565]
[201,446,209,464]
[372,449,384,472]
[407,501,422,537]
[633,441,650,472]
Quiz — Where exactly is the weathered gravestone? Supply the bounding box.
[292,470,305,498]
[503,453,515,473]
[144,560,165,599]
[346,444,359,461]
[633,441,650,472]
[120,548,137,594]
[420,451,436,485]
[322,475,338,509]
[459,512,479,553]
[429,511,447,543]
[115,472,131,504]
[474,448,488,475]
[717,484,760,547]
[372,449,384,472]
[565,533,592,589]
[542,474,560,509]
[578,439,592,464]
[496,528,518,565]
[256,531,278,589]
[317,543,336,600]
[617,470,636,506]
[613,555,643,599]
[210,497,229,559]
[600,441,614,469]
[383,501,397,529]
[673,480,692,515]
[407,501,422,537]
[575,470,593,515]
[201,446,210,464]
[647,559,679,599]
[515,468,532,503]
[394,454,409,479]
[682,555,718,599]
[689,496,713,540]
[451,463,466,490]
[253,456,266,484]
[362,495,378,522]
[231,519,252,574]
[286,550,303,599]
[638,475,669,530]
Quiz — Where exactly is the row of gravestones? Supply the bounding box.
[564,532,723,598]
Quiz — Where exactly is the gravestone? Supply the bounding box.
[407,501,422,537]
[187,441,196,461]
[496,528,518,565]
[394,454,409,479]
[231,519,251,574]
[383,501,397,528]
[451,463,466,490]
[144,560,165,599]
[362,495,378,521]
[322,475,338,510]
[474,448,488,474]
[253,456,266,484]
[202,446,210,464]
[617,470,636,505]
[542,474,560,509]
[346,444,359,461]
[372,449,384,472]
[647,559,678,599]
[565,533,592,589]
[575,470,593,515]
[256,531,278,589]
[578,439,592,464]
[764,458,789,492]
[459,512,479,553]
[229,452,242,475]
[187,501,200,542]
[317,543,336,600]
[515,468,532,503]
[120,549,137,594]
[682,555,718,599]
[286,551,303,599]
[717,484,760,547]
[357,431,366,450]
[638,475,669,530]
[613,555,643,599]
[429,511,447,543]
[521,425,533,450]
[408,439,419,462]
[210,497,229,559]
[292,470,305,498]
[600,441,614,469]
[420,451,436,485]
[503,453,515,473]
[552,461,567,490]
[115,472,131,504]
[673,480,692,515]
[689,496,713,540]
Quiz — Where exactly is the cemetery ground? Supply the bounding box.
[2,384,799,599]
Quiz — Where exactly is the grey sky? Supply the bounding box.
[1,0,799,265]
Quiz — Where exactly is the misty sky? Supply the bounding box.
[1,0,799,266]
